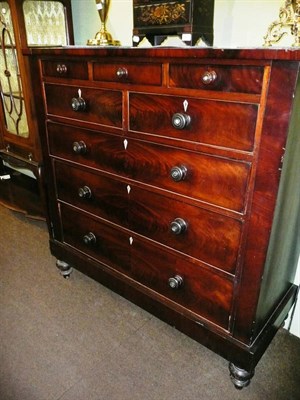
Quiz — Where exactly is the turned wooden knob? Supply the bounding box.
[78,186,92,199]
[72,141,87,155]
[71,96,86,111]
[168,275,184,289]
[172,113,191,130]
[56,64,67,74]
[202,70,217,85]
[83,232,97,245]
[116,67,128,78]
[170,218,188,235]
[170,165,187,182]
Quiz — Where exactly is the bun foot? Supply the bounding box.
[56,259,73,278]
[229,362,254,389]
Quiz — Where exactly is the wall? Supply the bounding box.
[71,0,286,47]
[70,0,132,46]
[70,0,300,338]
[214,0,286,47]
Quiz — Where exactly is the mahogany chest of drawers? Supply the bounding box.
[27,47,300,388]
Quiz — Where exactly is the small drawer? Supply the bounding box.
[131,237,233,329]
[47,122,251,213]
[130,187,242,274]
[54,161,129,228]
[93,62,162,86]
[129,93,258,152]
[60,204,131,274]
[44,83,122,128]
[41,60,89,80]
[169,64,264,94]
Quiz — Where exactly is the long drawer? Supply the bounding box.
[54,161,129,228]
[129,185,242,274]
[55,161,242,274]
[131,236,233,329]
[44,83,123,128]
[61,204,131,274]
[129,93,258,152]
[60,204,233,329]
[48,122,251,213]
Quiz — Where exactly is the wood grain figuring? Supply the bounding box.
[129,93,258,152]
[61,204,131,273]
[55,157,242,274]
[61,201,233,328]
[169,64,264,94]
[130,237,233,329]
[47,122,251,213]
[28,47,300,386]
[93,62,162,85]
[44,84,123,128]
[232,61,300,343]
[42,60,89,80]
[55,161,129,228]
[130,186,242,274]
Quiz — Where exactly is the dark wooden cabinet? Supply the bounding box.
[27,47,299,388]
[132,0,215,46]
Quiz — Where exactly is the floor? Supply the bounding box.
[0,205,300,400]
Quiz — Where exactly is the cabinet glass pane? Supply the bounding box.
[23,1,68,46]
[0,2,29,138]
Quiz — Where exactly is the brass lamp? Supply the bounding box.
[87,0,120,46]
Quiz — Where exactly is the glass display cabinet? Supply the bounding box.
[0,0,73,218]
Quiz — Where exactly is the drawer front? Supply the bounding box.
[169,64,264,94]
[93,62,162,86]
[61,205,131,273]
[54,161,129,228]
[131,238,233,329]
[48,122,251,213]
[41,60,89,80]
[130,187,242,274]
[60,205,232,329]
[120,139,250,213]
[54,160,241,274]
[129,93,258,152]
[44,84,123,128]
